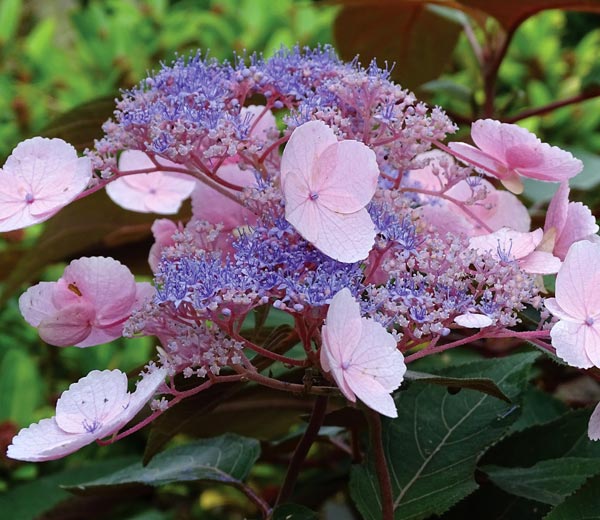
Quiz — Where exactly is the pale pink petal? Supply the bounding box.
[107,151,195,214]
[134,282,155,309]
[26,156,91,216]
[191,163,256,229]
[244,105,277,140]
[61,257,137,325]
[588,401,600,441]
[308,206,375,263]
[555,241,600,319]
[344,371,398,418]
[19,282,58,327]
[519,250,561,275]
[75,324,127,348]
[4,137,91,201]
[148,219,178,271]
[544,297,577,322]
[545,182,569,238]
[321,329,356,403]
[486,191,530,233]
[454,313,493,328]
[280,120,337,190]
[99,367,167,436]
[551,320,594,369]
[472,119,582,183]
[0,173,29,219]
[470,228,541,261]
[349,318,405,391]
[418,203,474,237]
[584,324,600,368]
[6,417,95,462]
[405,150,452,192]
[38,303,95,347]
[0,142,91,231]
[321,289,362,402]
[554,203,599,260]
[471,119,528,162]
[55,370,130,434]
[321,289,404,417]
[314,140,379,213]
[498,173,524,195]
[285,176,321,244]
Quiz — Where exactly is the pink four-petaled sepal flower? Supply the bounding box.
[320,288,406,417]
[543,182,599,260]
[469,227,561,275]
[106,150,197,214]
[0,137,92,232]
[6,368,167,462]
[546,241,600,369]
[19,257,154,347]
[448,119,583,195]
[280,121,379,263]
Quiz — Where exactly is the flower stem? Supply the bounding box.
[365,409,394,520]
[275,395,328,506]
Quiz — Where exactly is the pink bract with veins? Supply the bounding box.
[543,182,599,260]
[448,119,582,194]
[546,241,600,369]
[19,257,154,347]
[106,150,197,214]
[281,121,379,263]
[320,288,406,418]
[469,227,561,275]
[0,137,92,232]
[7,368,166,462]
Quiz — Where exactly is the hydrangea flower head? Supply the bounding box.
[281,121,379,262]
[320,288,406,417]
[546,241,600,368]
[0,137,92,231]
[106,151,197,214]
[449,119,583,194]
[7,368,166,462]
[19,257,154,347]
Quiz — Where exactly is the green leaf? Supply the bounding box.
[69,434,260,491]
[444,485,551,519]
[482,457,600,506]
[544,474,600,520]
[0,0,22,44]
[350,352,537,520]
[404,370,511,402]
[334,3,462,91]
[0,349,42,425]
[482,409,600,468]
[272,503,319,520]
[0,457,137,520]
[508,386,567,433]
